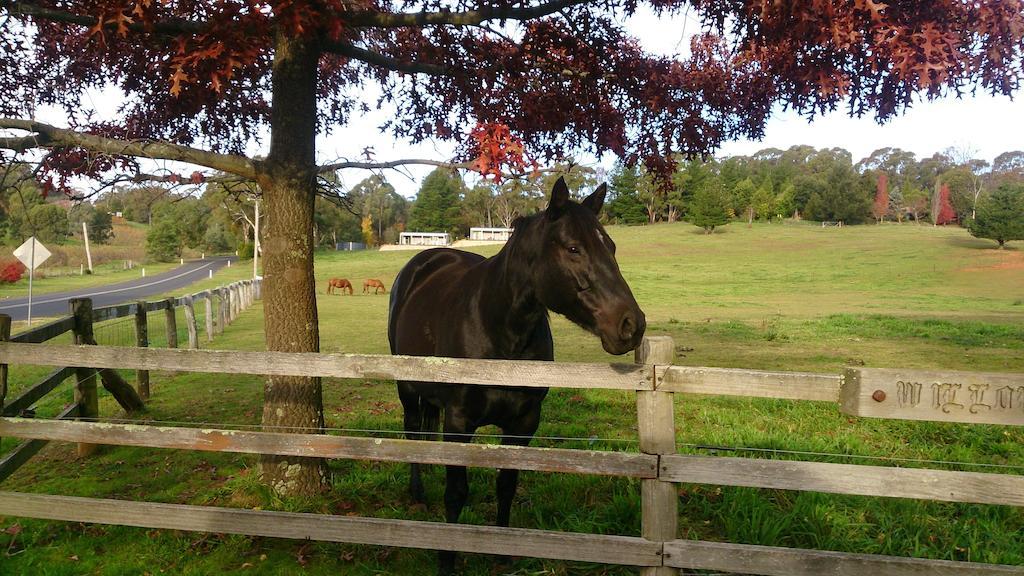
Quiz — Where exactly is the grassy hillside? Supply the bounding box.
[308,221,1023,371]
[1,221,1022,575]
[0,219,180,300]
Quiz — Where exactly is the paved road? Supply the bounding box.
[0,256,238,321]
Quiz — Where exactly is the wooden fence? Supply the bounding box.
[0,328,1022,574]
[0,277,261,476]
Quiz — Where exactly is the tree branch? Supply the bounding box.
[321,41,450,76]
[317,157,568,182]
[4,0,593,35]
[0,118,257,179]
[1,0,207,34]
[318,158,470,173]
[345,0,597,28]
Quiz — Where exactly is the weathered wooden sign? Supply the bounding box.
[841,367,1024,426]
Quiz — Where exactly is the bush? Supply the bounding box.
[202,222,235,253]
[238,242,254,259]
[88,210,115,244]
[0,260,26,283]
[690,181,732,233]
[145,219,182,262]
[968,184,1024,248]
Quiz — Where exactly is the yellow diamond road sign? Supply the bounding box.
[13,236,51,270]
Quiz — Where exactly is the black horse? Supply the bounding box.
[387,176,645,573]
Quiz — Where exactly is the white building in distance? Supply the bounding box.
[469,227,513,242]
[399,232,450,246]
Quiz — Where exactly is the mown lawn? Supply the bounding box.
[1,221,1022,575]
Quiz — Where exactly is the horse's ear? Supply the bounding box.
[546,176,570,219]
[581,183,607,215]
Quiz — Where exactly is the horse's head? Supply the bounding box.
[525,177,646,355]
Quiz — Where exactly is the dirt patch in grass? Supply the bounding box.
[960,249,1024,272]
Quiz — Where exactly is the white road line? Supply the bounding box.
[0,261,219,311]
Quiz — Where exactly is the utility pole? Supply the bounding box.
[82,221,93,273]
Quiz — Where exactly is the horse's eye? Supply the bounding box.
[567,245,580,254]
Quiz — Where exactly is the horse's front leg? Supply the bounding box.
[440,407,473,575]
[496,409,541,528]
[397,383,428,503]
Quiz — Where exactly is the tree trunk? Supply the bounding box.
[256,31,329,496]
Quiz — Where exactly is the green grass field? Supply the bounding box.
[1,221,1022,575]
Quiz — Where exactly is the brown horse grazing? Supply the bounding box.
[363,278,387,294]
[326,278,353,295]
[388,177,645,574]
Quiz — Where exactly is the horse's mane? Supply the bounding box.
[510,214,532,236]
[500,212,545,270]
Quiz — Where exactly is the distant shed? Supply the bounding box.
[335,242,367,251]
[469,227,513,242]
[399,232,450,246]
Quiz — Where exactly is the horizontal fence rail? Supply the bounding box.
[843,367,1024,426]
[0,403,79,483]
[663,540,1024,576]
[0,418,658,478]
[0,342,653,391]
[661,454,1024,507]
[0,491,663,567]
[659,365,841,401]
[10,317,74,344]
[1,366,74,417]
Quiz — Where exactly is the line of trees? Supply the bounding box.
[9,142,1023,259]
[599,146,1024,236]
[0,161,113,247]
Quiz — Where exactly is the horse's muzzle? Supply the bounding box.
[600,308,646,355]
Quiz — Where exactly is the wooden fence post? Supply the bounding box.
[224,286,233,325]
[204,292,214,342]
[230,283,239,320]
[70,299,99,457]
[183,295,199,350]
[164,298,178,349]
[0,314,9,453]
[636,335,678,575]
[217,288,227,334]
[135,301,150,400]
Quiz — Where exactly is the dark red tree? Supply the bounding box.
[873,172,889,222]
[2,0,1023,494]
[936,182,957,225]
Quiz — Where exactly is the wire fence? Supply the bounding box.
[92,317,137,347]
[1,284,239,450]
